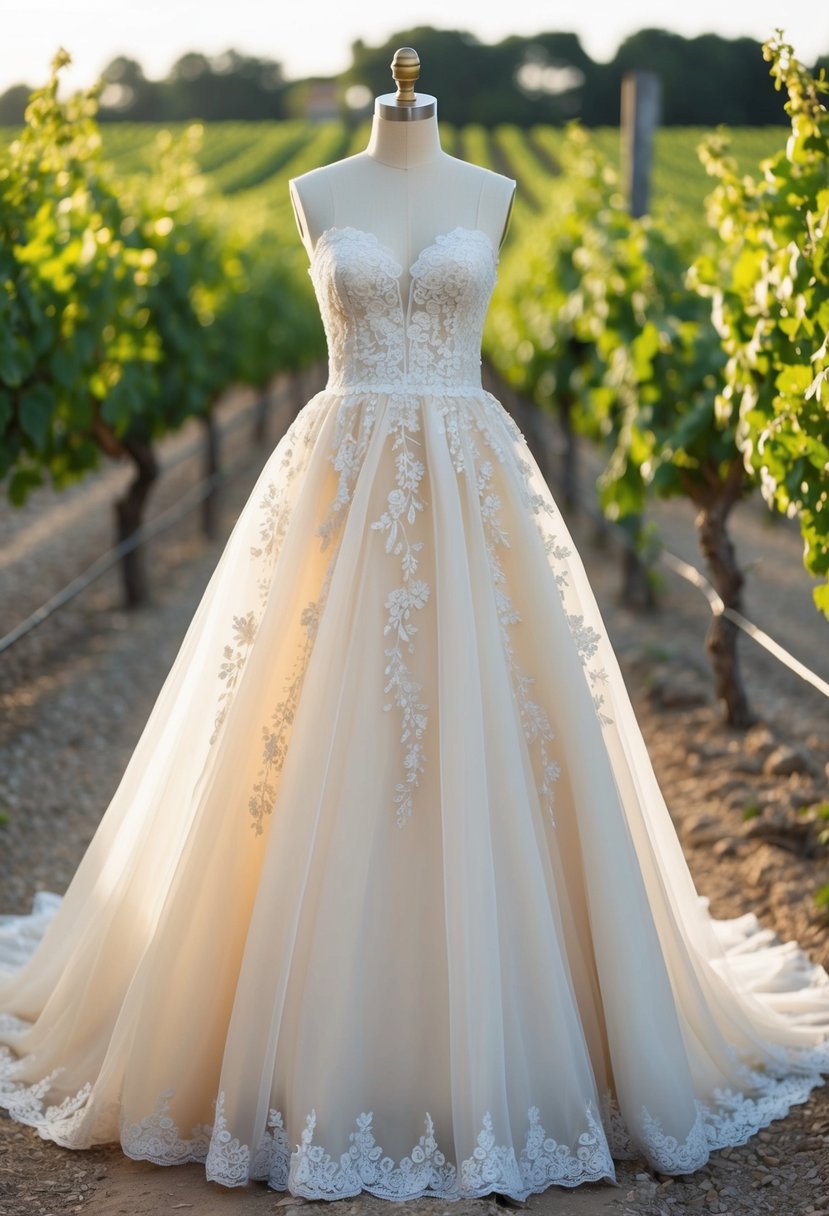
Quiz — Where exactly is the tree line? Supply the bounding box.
[1,26,826,128]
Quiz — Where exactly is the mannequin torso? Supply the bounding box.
[289,110,516,301]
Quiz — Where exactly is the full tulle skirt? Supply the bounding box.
[2,385,828,1201]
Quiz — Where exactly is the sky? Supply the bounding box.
[2,0,826,95]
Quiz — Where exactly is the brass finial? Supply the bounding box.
[391,47,420,105]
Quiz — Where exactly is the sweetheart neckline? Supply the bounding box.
[309,224,499,279]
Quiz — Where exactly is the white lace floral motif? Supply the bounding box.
[469,440,562,824]
[599,1089,638,1159]
[303,225,569,825]
[566,613,612,726]
[218,225,605,828]
[506,434,614,728]
[122,1088,210,1166]
[208,405,324,748]
[309,226,497,394]
[407,229,497,390]
[246,599,320,833]
[149,1090,617,1200]
[309,228,405,392]
[638,1064,829,1173]
[5,1027,829,1199]
[250,1110,291,1187]
[210,612,257,746]
[246,397,378,832]
[205,1090,250,1184]
[371,393,429,826]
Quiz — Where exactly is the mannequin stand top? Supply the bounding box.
[289,101,516,299]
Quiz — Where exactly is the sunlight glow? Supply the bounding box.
[2,0,825,96]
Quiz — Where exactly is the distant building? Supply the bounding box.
[305,81,340,121]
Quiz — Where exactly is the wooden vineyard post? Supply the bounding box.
[621,71,660,219]
[619,70,661,609]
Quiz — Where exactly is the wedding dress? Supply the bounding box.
[2,220,829,1204]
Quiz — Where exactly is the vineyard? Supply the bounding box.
[82,116,785,222]
[1,37,829,1216]
[1,37,827,657]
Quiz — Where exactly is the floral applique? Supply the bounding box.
[208,406,323,749]
[504,429,614,729]
[371,393,429,827]
[472,449,562,825]
[4,1038,828,1200]
[246,397,378,833]
[210,612,257,746]
[311,227,496,394]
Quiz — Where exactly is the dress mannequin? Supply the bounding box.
[289,47,516,297]
[3,47,829,1209]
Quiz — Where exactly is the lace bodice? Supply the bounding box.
[308,226,499,394]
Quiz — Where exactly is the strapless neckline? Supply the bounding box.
[310,224,499,282]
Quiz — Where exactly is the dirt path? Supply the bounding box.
[2,392,829,1216]
[79,1156,625,1216]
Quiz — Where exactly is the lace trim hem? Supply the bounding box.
[136,1092,619,1200]
[3,1034,828,1200]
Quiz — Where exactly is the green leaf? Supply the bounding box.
[18,383,53,450]
[813,581,829,619]
[0,338,32,388]
[8,464,44,505]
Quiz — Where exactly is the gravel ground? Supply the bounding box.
[1,376,829,1216]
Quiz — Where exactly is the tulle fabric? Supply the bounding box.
[3,215,829,1200]
[2,382,829,1202]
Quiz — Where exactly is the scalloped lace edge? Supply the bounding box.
[2,1036,828,1200]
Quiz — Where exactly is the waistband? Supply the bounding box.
[325,379,485,397]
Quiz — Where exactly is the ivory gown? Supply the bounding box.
[2,216,829,1203]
